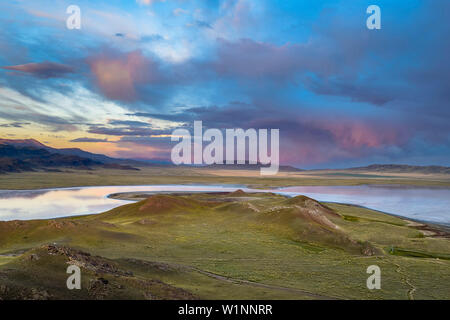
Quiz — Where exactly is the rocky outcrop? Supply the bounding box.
[44,244,133,277]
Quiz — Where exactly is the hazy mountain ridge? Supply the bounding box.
[0,139,127,164]
[1,139,448,174]
[203,162,304,172]
[0,144,101,173]
[347,164,450,174]
[0,142,139,173]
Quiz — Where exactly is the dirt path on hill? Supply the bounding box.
[192,267,340,300]
[390,262,416,300]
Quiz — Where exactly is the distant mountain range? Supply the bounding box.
[0,139,140,173]
[203,162,304,172]
[202,162,450,174]
[347,164,450,174]
[0,138,133,164]
[0,138,448,174]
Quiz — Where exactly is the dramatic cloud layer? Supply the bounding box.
[0,0,448,168]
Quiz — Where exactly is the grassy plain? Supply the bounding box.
[0,191,449,300]
[0,166,449,190]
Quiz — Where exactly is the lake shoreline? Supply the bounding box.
[107,190,450,235]
[1,184,449,228]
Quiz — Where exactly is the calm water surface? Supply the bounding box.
[0,184,449,224]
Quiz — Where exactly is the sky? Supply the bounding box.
[0,0,449,169]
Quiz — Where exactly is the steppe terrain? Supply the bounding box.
[0,190,448,300]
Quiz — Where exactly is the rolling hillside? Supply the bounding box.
[0,190,449,299]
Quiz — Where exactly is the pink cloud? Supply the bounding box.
[324,121,399,150]
[136,0,166,6]
[269,117,409,166]
[87,50,162,101]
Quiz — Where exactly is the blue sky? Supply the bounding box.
[0,0,449,168]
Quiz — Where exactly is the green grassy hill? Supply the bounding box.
[0,191,449,300]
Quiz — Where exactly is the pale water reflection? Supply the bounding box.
[0,184,449,224]
[0,185,251,221]
[277,185,450,225]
